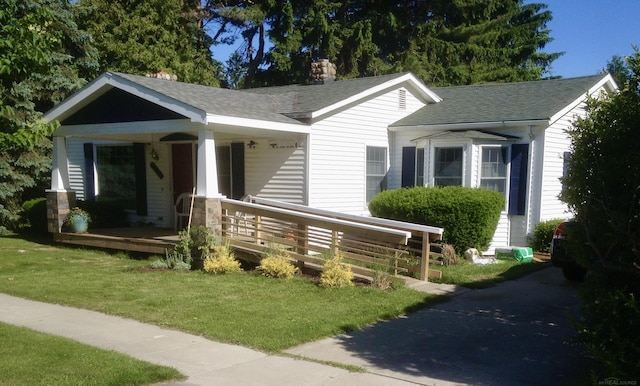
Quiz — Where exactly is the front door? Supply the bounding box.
[172,143,195,202]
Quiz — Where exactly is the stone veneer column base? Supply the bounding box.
[46,190,77,233]
[191,197,222,234]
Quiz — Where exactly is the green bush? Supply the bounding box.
[21,198,48,234]
[369,186,504,253]
[320,253,354,288]
[530,218,564,253]
[560,50,640,378]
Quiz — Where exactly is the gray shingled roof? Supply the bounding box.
[114,72,302,125]
[114,72,412,122]
[243,72,413,115]
[391,74,608,127]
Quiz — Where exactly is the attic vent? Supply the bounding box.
[398,89,407,110]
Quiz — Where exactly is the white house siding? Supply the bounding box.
[539,105,586,223]
[308,88,424,215]
[244,136,307,204]
[66,138,87,200]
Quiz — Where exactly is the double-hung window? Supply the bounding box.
[434,147,463,186]
[416,148,425,186]
[480,146,508,196]
[366,146,387,202]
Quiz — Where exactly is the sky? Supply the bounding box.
[212,1,640,80]
[535,0,639,78]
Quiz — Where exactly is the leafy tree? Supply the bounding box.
[0,0,98,230]
[561,47,640,378]
[79,0,221,86]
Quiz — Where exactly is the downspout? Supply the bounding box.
[525,125,535,241]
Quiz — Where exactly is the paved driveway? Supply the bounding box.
[286,267,592,385]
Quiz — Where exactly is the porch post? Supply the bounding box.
[51,136,70,191]
[196,129,221,198]
[194,128,223,234]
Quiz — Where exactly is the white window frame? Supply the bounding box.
[366,146,387,202]
[479,145,509,198]
[431,145,466,187]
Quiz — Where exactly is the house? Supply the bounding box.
[44,67,616,253]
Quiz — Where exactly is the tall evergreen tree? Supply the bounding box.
[79,0,222,86]
[0,0,99,230]
[207,0,560,87]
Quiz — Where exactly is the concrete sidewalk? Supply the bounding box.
[0,290,461,386]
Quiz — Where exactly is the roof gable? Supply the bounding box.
[391,73,617,129]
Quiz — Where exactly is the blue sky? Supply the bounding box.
[212,1,639,79]
[537,0,639,78]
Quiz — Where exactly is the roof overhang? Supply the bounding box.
[391,119,547,132]
[308,73,442,120]
[411,130,521,142]
[548,73,618,125]
[44,72,208,124]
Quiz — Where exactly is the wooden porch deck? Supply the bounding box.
[53,197,445,282]
[53,227,179,255]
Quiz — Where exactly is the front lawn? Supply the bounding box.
[432,258,550,288]
[0,235,437,352]
[0,322,183,385]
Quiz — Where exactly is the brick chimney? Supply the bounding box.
[311,59,336,84]
[146,70,178,81]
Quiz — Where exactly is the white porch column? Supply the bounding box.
[197,129,221,198]
[51,136,70,191]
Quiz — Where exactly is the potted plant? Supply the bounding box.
[65,207,91,233]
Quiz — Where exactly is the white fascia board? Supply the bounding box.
[53,119,200,137]
[44,74,111,122]
[108,74,207,123]
[206,114,311,134]
[549,73,618,125]
[390,119,547,132]
[310,73,442,119]
[45,73,207,124]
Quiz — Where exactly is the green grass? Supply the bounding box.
[0,322,183,386]
[431,257,550,288]
[0,235,438,352]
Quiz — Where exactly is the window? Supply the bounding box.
[480,146,508,195]
[434,147,463,186]
[416,148,425,186]
[96,145,136,209]
[366,146,387,202]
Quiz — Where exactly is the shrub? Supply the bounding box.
[530,218,564,253]
[560,50,640,379]
[320,253,354,288]
[204,242,242,274]
[369,186,504,253]
[21,198,48,234]
[257,244,298,279]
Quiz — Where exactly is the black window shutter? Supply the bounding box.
[231,142,245,199]
[83,143,95,201]
[401,147,416,187]
[133,143,147,216]
[508,144,529,215]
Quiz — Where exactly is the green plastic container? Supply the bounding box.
[495,247,533,263]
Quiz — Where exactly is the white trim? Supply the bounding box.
[44,73,207,124]
[53,119,201,137]
[205,114,310,133]
[391,120,547,131]
[549,74,617,125]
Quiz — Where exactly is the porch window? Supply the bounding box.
[434,147,463,186]
[96,145,136,210]
[366,146,387,202]
[480,146,508,195]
